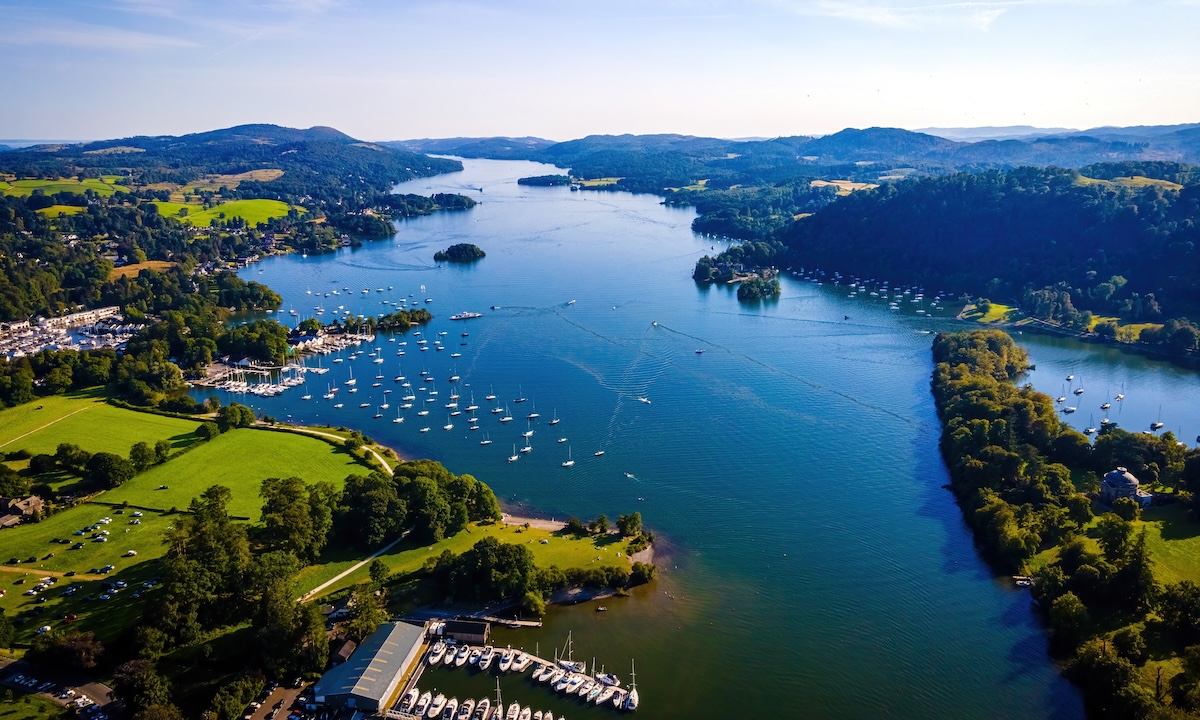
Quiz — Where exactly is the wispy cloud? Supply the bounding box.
[0,24,199,50]
[758,0,1120,30]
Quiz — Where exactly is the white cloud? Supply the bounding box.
[757,0,1121,30]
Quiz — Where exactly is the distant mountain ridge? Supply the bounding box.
[394,122,1200,182]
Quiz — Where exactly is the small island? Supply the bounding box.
[736,273,781,301]
[434,242,486,263]
[518,174,572,187]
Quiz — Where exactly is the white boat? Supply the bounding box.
[595,685,616,705]
[521,441,532,454]
[509,445,519,463]
[596,671,620,686]
[518,709,530,720]
[548,410,560,426]
[344,368,356,386]
[498,646,514,672]
[449,311,482,320]
[500,405,513,422]
[478,645,495,671]
[472,699,489,720]
[456,699,474,720]
[442,698,458,720]
[637,396,651,404]
[623,659,639,710]
[399,688,419,712]
[480,433,493,446]
[428,641,447,664]
[455,644,471,667]
[414,692,433,716]
[548,668,565,686]
[577,679,594,698]
[486,386,497,401]
[427,693,446,718]
[564,675,584,694]
[558,437,567,444]
[594,450,605,457]
[505,704,520,720]
[512,651,531,672]
[562,447,575,468]
[469,647,482,665]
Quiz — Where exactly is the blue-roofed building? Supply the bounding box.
[311,621,427,712]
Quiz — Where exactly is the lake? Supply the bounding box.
[214,158,1197,719]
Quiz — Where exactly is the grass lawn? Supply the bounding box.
[0,391,200,460]
[296,521,635,599]
[151,199,292,227]
[961,302,1014,323]
[1086,314,1163,342]
[577,177,620,187]
[1077,175,1183,192]
[0,506,174,576]
[108,261,177,280]
[1135,505,1200,586]
[0,692,71,720]
[0,178,129,197]
[34,205,86,218]
[810,179,879,196]
[101,427,366,519]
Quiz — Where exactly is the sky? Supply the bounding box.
[1,0,1199,142]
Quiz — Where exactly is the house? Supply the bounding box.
[310,621,426,712]
[1100,467,1153,508]
[0,495,44,529]
[330,638,356,665]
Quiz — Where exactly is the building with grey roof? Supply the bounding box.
[1100,466,1153,508]
[311,621,426,712]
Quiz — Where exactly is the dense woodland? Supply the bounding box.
[933,330,1200,719]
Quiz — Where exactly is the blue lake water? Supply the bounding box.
[210,157,1197,719]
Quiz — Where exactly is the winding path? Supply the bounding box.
[298,533,406,602]
[269,424,395,474]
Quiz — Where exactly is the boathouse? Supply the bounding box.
[311,622,425,712]
[441,619,490,645]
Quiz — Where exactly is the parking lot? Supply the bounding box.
[247,679,313,720]
[0,659,121,719]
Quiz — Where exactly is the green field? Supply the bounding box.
[296,521,636,599]
[101,427,365,519]
[0,178,129,197]
[1077,175,1184,192]
[34,205,86,218]
[1086,314,1163,342]
[961,302,1015,323]
[151,199,292,227]
[0,691,70,720]
[0,392,199,461]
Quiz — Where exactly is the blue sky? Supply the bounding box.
[1,0,1198,141]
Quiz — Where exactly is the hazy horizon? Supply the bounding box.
[2,0,1198,140]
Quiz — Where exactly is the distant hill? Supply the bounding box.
[917,126,1077,141]
[384,136,556,160]
[0,123,461,192]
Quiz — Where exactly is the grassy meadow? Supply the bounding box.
[108,260,178,280]
[0,178,129,197]
[0,391,199,461]
[961,301,1015,323]
[810,179,880,196]
[34,205,86,218]
[295,520,637,599]
[1077,175,1184,192]
[151,198,292,227]
[100,427,365,519]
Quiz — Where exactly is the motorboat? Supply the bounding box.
[595,685,616,705]
[428,641,447,664]
[472,699,489,720]
[596,672,620,686]
[443,644,459,665]
[518,709,530,720]
[577,679,595,698]
[427,693,446,718]
[441,698,458,720]
[414,692,433,716]
[505,704,520,720]
[399,688,419,712]
[455,644,471,667]
[456,699,474,720]
[478,645,495,671]
[498,646,514,672]
[469,647,482,665]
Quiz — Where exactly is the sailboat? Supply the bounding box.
[521,437,532,454]
[509,445,519,463]
[323,384,335,400]
[301,384,312,401]
[393,406,404,423]
[500,405,513,423]
[513,385,527,403]
[1152,405,1165,431]
[480,433,492,446]
[1116,382,1125,401]
[1085,415,1097,435]
[344,367,356,386]
[444,415,454,431]
[527,401,539,420]
[548,409,560,426]
[562,447,575,468]
[486,385,497,401]
[622,659,639,710]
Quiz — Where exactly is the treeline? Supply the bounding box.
[932,329,1200,719]
[667,182,840,243]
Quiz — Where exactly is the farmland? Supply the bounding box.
[108,260,178,280]
[0,178,129,197]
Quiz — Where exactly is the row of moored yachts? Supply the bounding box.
[395,641,638,719]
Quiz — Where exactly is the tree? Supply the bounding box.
[337,471,405,549]
[55,443,91,473]
[521,591,546,616]
[616,512,643,537]
[135,705,185,720]
[0,465,32,498]
[1096,513,1133,561]
[27,630,105,671]
[1049,591,1090,646]
[1111,496,1141,521]
[113,660,172,716]
[344,589,388,643]
[1159,581,1200,642]
[1112,529,1158,611]
[86,452,136,488]
[1113,628,1147,665]
[216,402,255,431]
[130,441,156,472]
[590,514,609,535]
[369,559,389,587]
[0,611,14,649]
[196,421,220,440]
[630,562,656,585]
[154,439,172,463]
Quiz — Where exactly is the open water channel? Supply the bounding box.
[209,158,1200,719]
